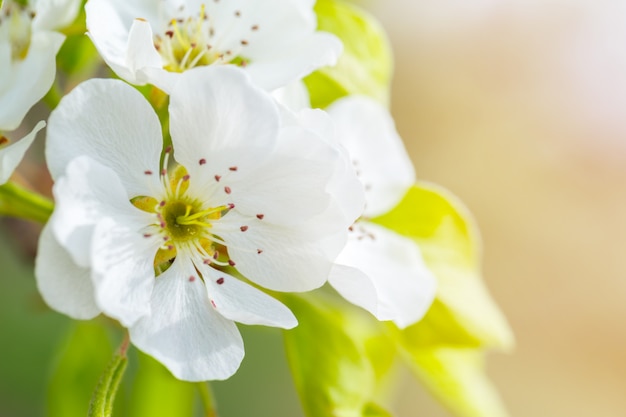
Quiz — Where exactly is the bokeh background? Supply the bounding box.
[365,0,626,416]
[2,0,626,416]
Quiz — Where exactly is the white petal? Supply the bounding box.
[33,0,82,31]
[246,32,342,91]
[125,18,164,83]
[200,266,297,329]
[222,0,341,90]
[85,0,162,85]
[331,222,437,328]
[272,80,311,112]
[280,107,366,227]
[90,216,161,328]
[327,96,416,217]
[0,121,45,184]
[0,31,64,131]
[226,125,337,226]
[50,156,151,268]
[46,78,162,197]
[211,211,333,292]
[130,257,245,381]
[168,66,280,198]
[34,224,100,320]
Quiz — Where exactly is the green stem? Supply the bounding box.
[88,333,130,417]
[197,382,218,417]
[0,181,54,224]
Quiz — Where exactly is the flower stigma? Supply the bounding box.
[152,3,256,72]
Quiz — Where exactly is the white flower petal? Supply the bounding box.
[86,0,340,91]
[327,96,416,217]
[246,31,342,91]
[169,66,279,197]
[328,263,378,315]
[0,31,64,131]
[85,0,162,85]
[212,211,333,292]
[130,257,245,381]
[200,266,297,329]
[125,18,163,83]
[226,125,337,226]
[331,222,437,328]
[50,155,150,268]
[225,0,341,90]
[0,120,45,184]
[280,107,366,227]
[272,80,311,112]
[46,78,162,197]
[35,224,101,320]
[33,0,82,31]
[90,216,161,327]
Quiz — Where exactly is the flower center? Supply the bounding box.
[153,4,255,72]
[0,1,34,61]
[131,152,236,273]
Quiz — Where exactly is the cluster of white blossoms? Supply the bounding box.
[0,0,79,184]
[2,0,438,382]
[85,0,341,93]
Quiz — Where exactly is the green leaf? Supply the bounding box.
[47,322,115,417]
[87,337,129,417]
[373,182,514,350]
[405,348,509,417]
[305,0,393,108]
[283,293,392,417]
[56,33,100,78]
[363,402,394,417]
[128,351,196,417]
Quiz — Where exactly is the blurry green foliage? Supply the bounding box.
[306,0,393,108]
[0,228,68,417]
[283,293,392,417]
[47,322,114,417]
[128,351,196,417]
[405,348,509,417]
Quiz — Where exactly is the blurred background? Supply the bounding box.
[364,0,626,416]
[2,0,626,416]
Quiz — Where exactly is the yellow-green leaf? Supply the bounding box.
[306,0,393,108]
[374,182,514,350]
[47,322,115,417]
[405,348,509,417]
[283,293,392,417]
[128,351,196,417]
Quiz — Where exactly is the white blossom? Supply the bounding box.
[36,66,364,381]
[86,0,342,94]
[0,0,79,130]
[0,120,45,184]
[325,96,437,329]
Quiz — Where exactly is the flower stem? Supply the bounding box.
[197,382,218,417]
[0,181,54,224]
